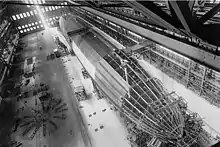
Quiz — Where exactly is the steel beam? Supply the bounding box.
[199,2,220,24]
[169,1,194,32]
[122,1,184,35]
[188,0,195,12]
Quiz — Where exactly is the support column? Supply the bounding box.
[186,61,192,88]
[199,67,207,96]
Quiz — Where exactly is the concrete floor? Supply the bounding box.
[11,29,92,147]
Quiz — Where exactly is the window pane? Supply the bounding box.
[41,8,45,13]
[31,23,34,26]
[27,28,30,31]
[34,10,38,14]
[49,6,52,11]
[26,12,30,17]
[40,24,43,27]
[45,7,48,11]
[39,21,42,24]
[30,11,34,15]
[37,26,40,28]
[18,26,21,29]
[25,24,28,27]
[22,25,25,28]
[20,14,23,18]
[20,30,23,33]
[28,24,31,27]
[23,13,27,17]
[33,27,36,29]
[12,15,16,20]
[35,22,38,25]
[16,15,20,19]
[24,29,27,32]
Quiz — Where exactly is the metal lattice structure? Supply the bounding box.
[101,49,203,146]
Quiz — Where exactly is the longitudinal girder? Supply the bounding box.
[103,49,201,146]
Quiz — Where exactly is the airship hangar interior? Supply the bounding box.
[1,0,220,147]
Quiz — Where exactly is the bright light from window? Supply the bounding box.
[18,26,21,29]
[30,27,33,30]
[52,6,55,10]
[42,0,45,3]
[41,8,45,13]
[16,15,20,19]
[33,26,36,29]
[25,24,28,28]
[49,6,52,11]
[20,30,23,33]
[30,11,34,15]
[29,0,33,4]
[39,21,42,23]
[64,2,67,5]
[28,24,31,27]
[37,25,39,28]
[56,16,58,19]
[27,28,30,31]
[38,0,42,4]
[36,5,48,30]
[31,23,34,26]
[55,6,58,9]
[22,25,25,28]
[26,12,30,17]
[23,13,27,17]
[45,7,48,11]
[12,15,16,20]
[40,24,43,27]
[49,18,52,21]
[24,29,27,32]
[35,22,38,25]
[34,10,38,14]
[19,14,23,18]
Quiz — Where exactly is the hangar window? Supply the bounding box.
[41,8,45,13]
[31,23,34,26]
[19,14,23,19]
[27,28,30,31]
[39,21,42,23]
[64,2,67,5]
[35,22,38,25]
[34,10,38,14]
[45,7,48,12]
[30,27,33,30]
[28,24,31,27]
[40,24,43,27]
[24,29,27,32]
[26,12,30,17]
[22,25,25,28]
[16,15,20,19]
[33,27,36,29]
[52,6,55,10]
[25,24,28,28]
[18,26,21,29]
[30,11,34,15]
[23,13,27,17]
[55,6,58,9]
[12,15,16,20]
[20,30,23,33]
[37,26,39,28]
[42,0,45,3]
[49,6,52,11]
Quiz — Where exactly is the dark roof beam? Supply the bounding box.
[199,2,220,24]
[188,0,195,12]
[123,1,184,35]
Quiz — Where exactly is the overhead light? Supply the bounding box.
[12,15,16,20]
[18,26,21,29]
[30,11,34,15]
[64,2,67,5]
[23,13,27,17]
[26,12,30,17]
